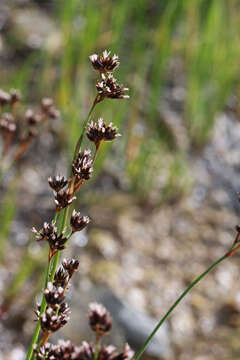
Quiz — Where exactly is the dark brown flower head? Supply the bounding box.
[88,302,112,339]
[62,258,79,278]
[34,340,76,360]
[0,89,11,106]
[89,50,120,74]
[9,89,21,105]
[70,209,90,233]
[25,109,41,126]
[44,282,65,308]
[41,97,60,119]
[111,344,134,360]
[73,341,95,360]
[48,175,68,193]
[32,221,57,241]
[33,343,52,360]
[51,340,76,359]
[0,113,16,134]
[72,150,93,182]
[40,306,69,333]
[96,74,129,101]
[86,118,121,147]
[54,189,76,212]
[98,345,116,360]
[32,221,67,259]
[54,265,69,287]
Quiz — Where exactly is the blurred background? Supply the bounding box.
[1,0,240,359]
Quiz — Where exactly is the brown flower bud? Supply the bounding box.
[96,74,129,102]
[54,265,69,288]
[0,89,11,106]
[70,209,90,233]
[54,190,76,212]
[0,113,16,133]
[88,302,112,339]
[41,98,60,119]
[48,175,68,193]
[62,258,79,278]
[40,306,69,333]
[89,50,120,74]
[25,109,41,126]
[9,89,21,105]
[32,221,67,259]
[72,150,93,182]
[86,118,121,148]
[44,282,65,308]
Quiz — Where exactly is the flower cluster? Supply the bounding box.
[0,89,59,160]
[86,118,121,150]
[35,257,79,346]
[88,302,112,340]
[89,49,129,103]
[96,74,129,102]
[32,221,67,260]
[34,304,134,360]
[89,50,120,74]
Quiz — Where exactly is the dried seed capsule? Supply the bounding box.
[96,74,129,102]
[62,258,79,278]
[72,150,93,182]
[111,344,135,360]
[48,175,68,193]
[44,282,65,308]
[70,209,90,233]
[86,118,121,148]
[54,265,69,288]
[89,50,120,74]
[54,190,76,212]
[9,89,21,105]
[25,109,41,126]
[0,113,16,134]
[32,221,67,259]
[41,98,60,119]
[0,89,11,106]
[40,306,69,333]
[88,302,112,339]
[73,341,95,360]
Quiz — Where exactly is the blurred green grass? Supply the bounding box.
[3,0,240,200]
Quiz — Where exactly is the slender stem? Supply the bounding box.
[134,253,228,360]
[26,97,98,360]
[73,96,98,161]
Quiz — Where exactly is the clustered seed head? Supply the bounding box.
[0,89,11,106]
[86,118,121,148]
[70,209,90,234]
[34,340,134,360]
[54,189,76,212]
[72,150,93,182]
[89,50,120,74]
[25,109,41,126]
[32,221,67,259]
[96,74,129,101]
[40,306,69,333]
[44,282,65,308]
[0,113,16,133]
[88,302,112,339]
[41,97,60,119]
[48,175,68,193]
[62,258,79,278]
[54,265,69,288]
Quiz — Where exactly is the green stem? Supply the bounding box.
[73,96,98,161]
[134,253,228,360]
[26,96,98,360]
